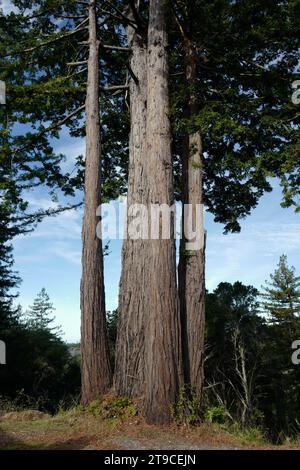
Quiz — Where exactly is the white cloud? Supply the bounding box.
[49,241,81,265]
[14,194,83,242]
[206,221,300,291]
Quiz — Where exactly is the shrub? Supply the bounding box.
[100,396,137,420]
[204,404,229,424]
[171,385,201,425]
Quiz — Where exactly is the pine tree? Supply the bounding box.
[260,256,300,435]
[0,1,132,402]
[116,0,300,420]
[0,200,20,331]
[2,1,300,423]
[261,255,300,332]
[170,0,300,408]
[25,287,60,332]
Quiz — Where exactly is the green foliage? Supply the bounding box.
[0,199,21,331]
[106,309,118,370]
[170,0,300,231]
[2,0,299,236]
[191,161,202,170]
[205,271,300,442]
[0,0,129,218]
[0,287,81,413]
[100,396,137,420]
[86,396,137,420]
[230,423,267,446]
[261,254,300,322]
[179,248,195,260]
[24,287,61,334]
[204,405,228,425]
[0,0,299,443]
[205,281,267,429]
[259,256,300,440]
[171,385,201,425]
[0,389,42,413]
[86,399,103,417]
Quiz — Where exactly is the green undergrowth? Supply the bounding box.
[58,395,137,421]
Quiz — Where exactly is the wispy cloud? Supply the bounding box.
[48,241,81,266]
[206,221,300,291]
[15,194,82,242]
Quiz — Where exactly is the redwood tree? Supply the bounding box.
[80,0,112,404]
[114,3,148,398]
[143,0,182,424]
[171,0,300,406]
[115,1,183,423]
[178,31,205,400]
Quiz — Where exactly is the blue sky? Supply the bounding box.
[2,0,300,342]
[12,137,300,342]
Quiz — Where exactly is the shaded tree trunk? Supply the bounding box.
[114,6,148,398]
[178,36,205,400]
[143,0,182,424]
[80,0,112,404]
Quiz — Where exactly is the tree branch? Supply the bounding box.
[67,60,88,66]
[13,202,83,228]
[1,28,88,58]
[11,105,85,159]
[98,7,137,29]
[128,0,146,29]
[171,1,189,40]
[40,104,86,134]
[102,44,131,52]
[101,85,129,92]
[60,15,87,19]
[126,63,139,85]
[74,17,89,30]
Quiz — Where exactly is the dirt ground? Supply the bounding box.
[0,412,299,450]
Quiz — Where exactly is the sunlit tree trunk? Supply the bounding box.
[143,0,182,424]
[80,0,112,404]
[178,36,205,400]
[114,5,148,398]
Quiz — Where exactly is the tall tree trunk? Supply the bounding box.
[178,37,205,400]
[114,6,148,398]
[143,0,182,424]
[80,0,112,404]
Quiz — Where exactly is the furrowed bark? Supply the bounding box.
[114,6,148,398]
[80,0,112,404]
[143,0,182,424]
[178,37,205,400]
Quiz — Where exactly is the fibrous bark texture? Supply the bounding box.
[178,37,205,399]
[114,13,148,398]
[80,0,112,404]
[143,0,182,424]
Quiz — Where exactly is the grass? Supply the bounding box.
[0,403,300,450]
[0,413,295,450]
[226,424,267,446]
